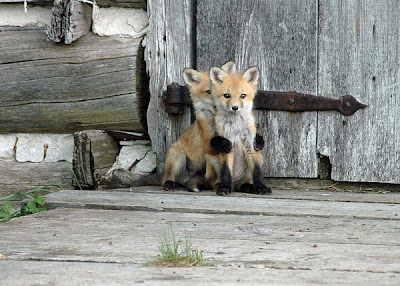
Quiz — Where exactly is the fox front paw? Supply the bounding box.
[210,136,232,154]
[254,184,272,195]
[163,181,180,191]
[216,184,231,196]
[254,134,265,151]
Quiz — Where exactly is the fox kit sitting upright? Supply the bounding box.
[162,62,235,192]
[209,65,271,195]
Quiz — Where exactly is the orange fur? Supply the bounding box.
[210,66,266,193]
[162,61,236,192]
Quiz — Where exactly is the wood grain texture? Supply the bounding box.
[197,0,318,178]
[0,161,72,196]
[2,260,398,286]
[0,27,148,133]
[96,0,146,9]
[47,0,92,44]
[317,0,400,183]
[0,0,146,8]
[72,130,120,189]
[144,0,194,171]
[0,0,53,4]
[1,188,399,284]
[43,189,400,220]
[1,188,399,277]
[65,1,92,44]
[2,207,400,270]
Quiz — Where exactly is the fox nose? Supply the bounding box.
[232,106,239,111]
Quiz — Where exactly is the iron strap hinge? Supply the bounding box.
[163,83,368,116]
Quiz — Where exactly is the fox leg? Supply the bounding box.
[252,151,272,195]
[216,152,233,195]
[162,144,187,191]
[236,150,257,194]
[205,154,220,191]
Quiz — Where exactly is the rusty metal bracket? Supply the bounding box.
[163,83,368,116]
[254,91,368,116]
[163,83,192,115]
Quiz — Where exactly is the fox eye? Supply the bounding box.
[206,90,211,94]
[223,93,230,98]
[240,94,247,99]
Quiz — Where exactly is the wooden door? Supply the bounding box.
[317,0,400,183]
[146,0,400,184]
[197,0,318,178]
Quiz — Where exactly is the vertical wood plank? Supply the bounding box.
[197,0,318,178]
[145,0,194,171]
[318,0,400,183]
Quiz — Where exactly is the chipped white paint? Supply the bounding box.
[0,135,17,161]
[92,7,148,38]
[15,134,74,163]
[107,141,156,179]
[0,4,52,27]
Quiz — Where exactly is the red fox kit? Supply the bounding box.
[162,62,236,192]
[209,66,271,195]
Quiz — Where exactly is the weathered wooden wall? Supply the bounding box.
[197,0,318,178]
[0,1,150,196]
[0,0,147,8]
[145,0,194,171]
[0,27,148,134]
[181,0,400,184]
[317,0,400,184]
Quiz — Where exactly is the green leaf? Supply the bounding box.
[0,202,15,212]
[0,192,25,201]
[32,194,45,206]
[0,209,10,219]
[23,201,38,214]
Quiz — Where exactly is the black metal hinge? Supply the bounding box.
[163,83,368,116]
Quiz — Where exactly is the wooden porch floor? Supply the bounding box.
[1,186,399,285]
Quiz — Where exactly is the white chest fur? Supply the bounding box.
[216,111,255,183]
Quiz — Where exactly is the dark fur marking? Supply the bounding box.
[195,168,206,176]
[210,136,232,154]
[217,161,232,195]
[163,180,181,191]
[239,183,256,194]
[252,164,272,195]
[254,134,265,151]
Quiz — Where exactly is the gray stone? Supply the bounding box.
[0,4,52,27]
[15,134,74,163]
[92,7,148,38]
[0,135,17,161]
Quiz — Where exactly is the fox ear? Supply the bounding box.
[221,60,236,74]
[210,67,228,84]
[183,68,202,86]
[243,66,259,87]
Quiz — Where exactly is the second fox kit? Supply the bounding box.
[162,62,235,192]
[209,65,271,195]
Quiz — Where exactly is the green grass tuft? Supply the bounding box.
[150,227,206,267]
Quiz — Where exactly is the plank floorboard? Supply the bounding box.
[43,189,400,220]
[0,187,399,285]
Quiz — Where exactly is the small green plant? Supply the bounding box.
[0,185,60,223]
[150,227,206,267]
[67,161,82,190]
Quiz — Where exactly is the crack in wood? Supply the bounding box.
[0,92,137,108]
[43,202,400,222]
